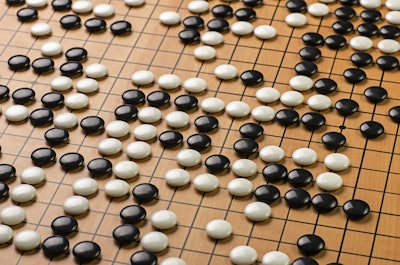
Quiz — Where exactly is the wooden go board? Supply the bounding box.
[0,0,399,264]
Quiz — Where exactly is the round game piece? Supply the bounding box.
[316,172,343,191]
[65,48,87,62]
[150,210,177,229]
[201,31,224,45]
[41,41,62,57]
[30,22,52,36]
[187,133,211,151]
[251,106,275,122]
[299,46,321,61]
[361,9,381,22]
[5,105,29,122]
[386,11,400,24]
[50,76,73,91]
[157,74,181,89]
[376,55,399,71]
[105,120,129,138]
[8,55,30,71]
[332,20,354,34]
[193,173,219,192]
[0,225,13,244]
[290,75,313,91]
[225,101,250,117]
[389,106,400,123]
[63,195,89,215]
[125,141,152,159]
[387,0,400,10]
[159,11,181,25]
[104,179,130,197]
[165,168,191,187]
[194,45,216,60]
[308,3,329,16]
[72,178,98,196]
[254,25,277,39]
[280,91,304,106]
[243,0,263,7]
[0,181,9,200]
[206,219,232,239]
[87,158,112,177]
[132,183,158,203]
[212,4,233,18]
[124,0,144,6]
[297,234,325,255]
[54,112,78,129]
[357,23,379,37]
[259,145,284,163]
[60,61,83,77]
[307,94,332,111]
[120,205,146,224]
[227,178,253,196]
[76,78,99,94]
[239,123,263,139]
[207,18,229,32]
[85,63,107,79]
[93,3,114,17]
[360,0,381,8]
[256,87,280,103]
[314,78,337,94]
[187,0,208,13]
[122,89,145,105]
[275,109,299,126]
[325,35,347,49]
[158,130,184,148]
[113,224,139,245]
[80,116,105,134]
[12,87,35,105]
[335,6,356,20]
[377,39,400,53]
[230,245,258,265]
[287,168,313,188]
[71,0,92,13]
[31,147,57,167]
[131,251,158,265]
[183,16,204,29]
[200,97,225,113]
[141,231,168,252]
[131,70,154,86]
[84,18,106,33]
[360,121,384,139]
[73,241,101,263]
[178,28,200,44]
[0,85,9,101]
[205,154,230,173]
[60,14,81,29]
[41,92,64,108]
[231,21,253,35]
[52,0,71,11]
[286,0,307,12]
[350,52,373,67]
[17,7,38,22]
[14,230,41,251]
[292,148,318,166]
[113,161,138,179]
[285,13,307,27]
[292,257,319,265]
[214,64,238,80]
[138,107,162,123]
[301,112,326,130]
[284,188,311,208]
[165,111,189,128]
[0,206,26,225]
[350,36,373,50]
[235,7,256,21]
[262,163,287,183]
[29,108,54,126]
[194,115,218,132]
[183,77,207,93]
[233,138,258,156]
[343,199,370,220]
[160,257,186,265]
[98,138,122,156]
[51,215,78,236]
[240,70,263,86]
[324,153,350,171]
[302,32,324,46]
[176,149,201,167]
[312,193,338,213]
[174,94,198,111]
[10,184,36,203]
[65,93,89,109]
[42,235,69,257]
[335,98,359,115]
[244,201,271,222]
[321,132,347,149]
[380,25,400,39]
[231,159,257,177]
[20,166,45,185]
[254,184,280,204]
[0,164,15,182]
[6,0,25,5]
[262,251,290,265]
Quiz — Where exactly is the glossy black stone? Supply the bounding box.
[297,234,325,256]
[243,0,263,7]
[254,184,280,203]
[110,20,132,35]
[339,0,358,5]
[380,25,400,39]
[183,16,204,29]
[120,205,146,224]
[262,163,287,183]
[360,121,384,139]
[60,14,81,29]
[72,241,101,262]
[239,123,263,139]
[122,89,145,105]
[286,0,307,12]
[187,133,211,151]
[17,7,38,22]
[158,130,183,148]
[350,51,373,67]
[0,164,16,182]
[302,32,324,46]
[51,0,71,11]
[294,61,318,77]
[240,70,264,86]
[0,85,10,101]
[80,116,105,134]
[343,68,366,84]
[335,98,359,115]
[299,46,321,61]
[12,87,35,104]
[146,91,170,108]
[284,188,311,209]
[0,181,9,199]
[235,8,256,21]
[114,104,138,122]
[194,115,219,132]
[312,193,338,213]
[322,132,346,149]
[59,152,84,171]
[65,47,87,61]
[364,86,387,103]
[32,57,55,74]
[275,109,299,126]
[132,183,158,203]
[45,128,69,146]
[376,55,399,71]
[325,35,347,49]
[211,4,233,18]
[41,92,64,108]
[42,235,69,258]
[113,224,140,245]
[51,215,78,236]
[31,147,56,167]
[29,108,53,126]
[178,28,200,44]
[204,154,230,173]
[360,9,381,22]
[292,257,319,265]
[84,18,106,33]
[301,112,326,131]
[174,94,198,111]
[130,251,157,265]
[287,168,313,187]
[6,0,25,5]
[343,199,370,220]
[389,106,400,123]
[87,158,112,177]
[233,138,258,156]
[8,55,30,71]
[332,20,354,35]
[334,6,356,20]
[60,61,83,77]
[207,18,229,33]
[357,22,379,37]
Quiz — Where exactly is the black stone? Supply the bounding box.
[60,61,83,77]
[132,183,158,203]
[80,116,105,134]
[130,251,157,265]
[45,128,69,146]
[59,152,84,171]
[376,55,399,71]
[389,106,400,123]
[0,164,16,182]
[84,18,106,33]
[12,87,35,104]
[254,184,280,204]
[301,112,326,131]
[41,92,64,108]
[120,205,146,224]
[51,215,78,236]
[299,46,321,61]
[275,109,299,126]
[8,55,30,71]
[350,52,373,67]
[29,108,53,126]
[286,0,307,12]
[207,18,229,33]
[183,16,204,29]
[211,4,233,18]
[287,168,313,188]
[343,68,366,84]
[122,89,145,105]
[42,235,69,258]
[360,121,384,139]
[339,0,358,5]
[60,14,81,29]
[357,22,379,37]
[380,25,400,39]
[335,98,359,115]
[292,257,319,265]
[178,28,200,44]
[174,94,198,111]
[187,133,211,151]
[17,7,38,22]
[312,193,338,213]
[32,57,55,74]
[194,115,219,132]
[343,199,370,220]
[51,0,71,11]
[332,20,354,35]
[325,35,347,49]
[113,224,140,245]
[297,234,325,256]
[321,132,346,149]
[72,241,101,262]
[0,85,10,101]
[284,188,311,209]
[114,104,138,122]
[0,181,9,199]
[294,61,318,77]
[65,47,87,61]
[262,163,287,183]
[6,0,25,5]
[235,8,256,21]
[233,138,259,156]
[360,9,381,23]
[110,20,132,35]
[158,130,184,148]
[243,0,263,7]
[31,147,56,167]
[146,91,170,108]
[87,158,112,177]
[302,32,324,46]
[334,6,356,20]
[204,154,230,173]
[239,123,263,139]
[364,86,387,103]
[240,70,264,86]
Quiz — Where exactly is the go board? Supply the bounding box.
[0,0,399,264]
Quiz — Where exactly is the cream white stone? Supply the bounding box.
[0,225,12,244]
[132,124,157,140]
[244,201,272,222]
[201,31,224,46]
[386,0,400,10]
[232,159,258,177]
[26,0,46,7]
[93,4,115,17]
[285,13,307,27]
[85,63,108,79]
[113,161,139,179]
[72,178,98,196]
[164,168,191,187]
[227,178,253,196]
[10,184,36,203]
[307,94,332,111]
[316,172,343,191]
[165,111,190,128]
[160,257,187,265]
[138,107,162,123]
[124,0,145,6]
[188,1,209,13]
[324,153,351,171]
[193,173,219,192]
[308,3,330,16]
[125,141,152,159]
[280,91,304,106]
[158,74,181,89]
[206,219,232,239]
[159,11,181,26]
[63,195,89,215]
[183,77,207,93]
[386,11,400,24]
[5,105,29,122]
[230,245,258,265]
[360,0,381,8]
[251,106,275,122]
[200,97,225,113]
[31,22,51,36]
[0,206,26,226]
[194,46,216,60]
[214,64,238,80]
[289,75,313,91]
[98,138,122,155]
[65,93,89,109]
[292,148,318,166]
[256,87,280,103]
[54,113,78,129]
[254,25,277,40]
[377,39,400,53]
[20,166,45,184]
[226,101,251,117]
[141,231,169,252]
[14,230,41,251]
[259,145,285,162]
[76,78,99,94]
[131,70,154,86]
[150,210,178,229]
[350,36,373,51]
[104,179,130,197]
[262,251,290,265]
[176,149,201,167]
[50,76,73,91]
[72,0,93,13]
[231,21,254,35]
[105,120,130,138]
[41,41,62,56]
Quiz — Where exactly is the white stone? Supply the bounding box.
[230,245,258,265]
[26,0,47,7]
[360,0,381,8]
[41,41,62,56]
[159,11,181,26]
[113,161,139,179]
[0,225,12,244]
[292,148,318,166]
[251,106,275,122]
[104,179,130,197]
[150,210,178,229]
[141,231,168,252]
[63,195,89,215]
[232,159,258,177]
[105,120,130,138]
[231,21,254,35]
[31,22,51,36]
[72,178,98,196]
[138,107,162,123]
[65,93,89,109]
[14,230,41,251]
[308,3,330,16]
[133,124,157,140]
[280,91,304,106]
[98,138,122,155]
[244,201,272,222]
[386,0,400,10]
[226,101,251,117]
[350,36,373,51]
[0,206,26,226]
[193,173,219,192]
[316,172,343,191]
[85,63,108,79]
[54,113,78,129]
[194,45,216,60]
[20,166,45,185]
[262,251,290,265]
[158,74,181,89]
[201,31,224,46]
[200,97,225,113]
[259,145,285,162]
[254,25,277,40]
[206,219,232,239]
[285,13,307,27]
[10,184,36,203]
[160,257,187,265]
[188,1,209,13]
[176,149,201,167]
[131,70,154,85]
[214,64,238,80]
[183,77,207,93]
[72,0,93,13]
[125,141,152,159]
[124,0,145,6]
[256,87,280,103]
[5,105,29,122]
[307,94,332,111]
[165,168,191,187]
[227,178,253,196]
[50,76,73,91]
[76,78,99,94]
[386,11,400,24]
[93,4,115,17]
[324,153,351,171]
[289,75,313,91]
[377,39,400,53]
[165,111,190,128]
